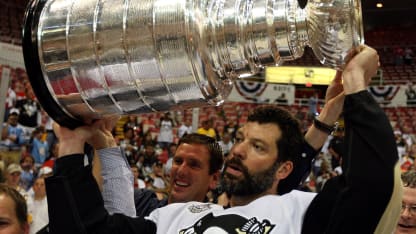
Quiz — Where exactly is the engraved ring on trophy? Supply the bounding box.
[22,0,363,128]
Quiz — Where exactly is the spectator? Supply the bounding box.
[307,92,319,120]
[123,115,142,136]
[163,143,177,176]
[29,127,49,169]
[218,132,233,156]
[312,152,324,177]
[157,112,175,150]
[149,161,167,192]
[27,177,48,234]
[401,125,415,149]
[131,165,146,189]
[19,155,36,191]
[3,163,28,200]
[137,144,158,177]
[1,111,26,150]
[140,131,157,149]
[395,170,416,234]
[14,87,41,133]
[119,127,139,165]
[197,119,216,138]
[177,119,193,138]
[0,184,29,234]
[42,112,56,151]
[327,136,344,171]
[314,160,332,192]
[224,120,239,140]
[4,86,17,122]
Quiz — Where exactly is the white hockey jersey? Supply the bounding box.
[147,190,316,234]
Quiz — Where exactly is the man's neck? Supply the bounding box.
[229,192,266,207]
[229,186,277,207]
[34,194,46,201]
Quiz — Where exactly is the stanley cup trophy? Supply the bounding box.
[22,0,363,128]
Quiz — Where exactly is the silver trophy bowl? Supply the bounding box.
[22,0,363,128]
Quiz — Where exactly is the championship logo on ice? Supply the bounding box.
[179,213,275,234]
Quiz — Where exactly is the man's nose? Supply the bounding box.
[229,141,247,160]
[402,207,413,217]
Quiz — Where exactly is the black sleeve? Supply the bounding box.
[45,154,157,234]
[302,91,401,234]
[134,189,168,217]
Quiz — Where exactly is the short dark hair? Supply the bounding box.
[247,105,304,164]
[0,184,28,226]
[20,155,35,164]
[178,133,223,174]
[402,170,416,188]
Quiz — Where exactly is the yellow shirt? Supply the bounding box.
[197,128,216,138]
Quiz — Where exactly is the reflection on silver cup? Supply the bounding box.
[22,0,363,128]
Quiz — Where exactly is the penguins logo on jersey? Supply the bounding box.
[179,213,275,234]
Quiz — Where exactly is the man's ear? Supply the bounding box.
[275,161,293,180]
[209,171,221,190]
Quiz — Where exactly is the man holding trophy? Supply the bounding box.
[21,0,402,233]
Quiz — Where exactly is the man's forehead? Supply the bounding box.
[403,187,416,203]
[176,143,210,159]
[238,122,281,140]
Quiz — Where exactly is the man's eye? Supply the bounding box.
[0,220,10,226]
[189,161,201,169]
[253,143,265,152]
[173,158,182,165]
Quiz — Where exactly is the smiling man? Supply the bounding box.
[133,133,223,217]
[168,134,222,203]
[396,170,416,234]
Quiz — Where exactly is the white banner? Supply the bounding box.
[0,66,11,131]
[0,42,25,68]
[228,81,295,105]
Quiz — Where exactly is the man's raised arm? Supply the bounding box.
[302,46,403,234]
[88,117,136,217]
[279,70,345,195]
[45,119,156,234]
